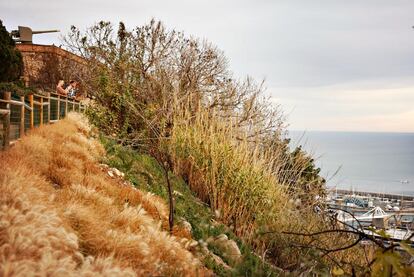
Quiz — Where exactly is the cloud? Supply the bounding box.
[343,109,414,132]
[274,84,414,132]
[1,0,413,132]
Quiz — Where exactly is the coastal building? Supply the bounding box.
[15,44,87,91]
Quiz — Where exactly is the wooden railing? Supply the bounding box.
[0,91,86,150]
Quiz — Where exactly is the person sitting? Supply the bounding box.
[65,80,78,98]
[56,80,67,95]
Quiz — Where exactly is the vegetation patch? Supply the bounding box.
[0,114,207,276]
[102,136,283,276]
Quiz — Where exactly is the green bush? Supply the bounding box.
[0,20,23,82]
[0,82,36,96]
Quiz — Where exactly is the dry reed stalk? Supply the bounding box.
[167,109,292,239]
[166,107,369,269]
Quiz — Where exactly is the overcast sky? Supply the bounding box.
[1,0,414,132]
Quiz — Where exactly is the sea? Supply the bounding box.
[289,131,414,196]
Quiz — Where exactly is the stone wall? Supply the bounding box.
[16,44,87,92]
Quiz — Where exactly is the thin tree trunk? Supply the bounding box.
[163,165,174,234]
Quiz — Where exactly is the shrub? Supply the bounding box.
[0,20,23,82]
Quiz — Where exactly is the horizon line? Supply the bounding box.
[288,129,414,134]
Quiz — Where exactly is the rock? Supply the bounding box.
[173,190,184,197]
[112,168,124,177]
[207,234,242,266]
[106,167,125,178]
[208,251,232,271]
[181,220,193,234]
[122,181,133,187]
[52,183,60,189]
[99,163,109,168]
[214,209,221,219]
[193,241,232,271]
[185,239,199,250]
[223,240,241,263]
[198,239,208,249]
[179,217,192,234]
[179,238,198,250]
[216,233,228,241]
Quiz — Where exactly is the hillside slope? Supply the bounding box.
[0,113,207,276]
[101,136,284,276]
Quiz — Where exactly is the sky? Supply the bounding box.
[1,0,414,132]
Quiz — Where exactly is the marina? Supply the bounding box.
[327,188,414,210]
[327,189,414,245]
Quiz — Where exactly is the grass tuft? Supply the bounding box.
[0,113,208,276]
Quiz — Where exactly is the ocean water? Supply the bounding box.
[289,131,414,195]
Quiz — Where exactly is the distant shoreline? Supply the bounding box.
[289,130,414,135]
[329,188,414,201]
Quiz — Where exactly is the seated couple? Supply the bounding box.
[56,80,79,98]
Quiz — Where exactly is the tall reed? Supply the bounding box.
[165,106,371,271]
[167,108,292,239]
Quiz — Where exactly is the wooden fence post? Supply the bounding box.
[65,96,68,117]
[29,94,34,129]
[3,92,11,149]
[47,93,51,123]
[57,94,60,120]
[20,95,25,137]
[40,96,44,125]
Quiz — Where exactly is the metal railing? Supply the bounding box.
[0,91,86,150]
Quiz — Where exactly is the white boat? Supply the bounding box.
[340,206,392,222]
[363,228,413,242]
[337,206,413,243]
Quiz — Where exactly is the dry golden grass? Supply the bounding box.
[0,112,207,276]
[167,108,372,271]
[168,109,292,240]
